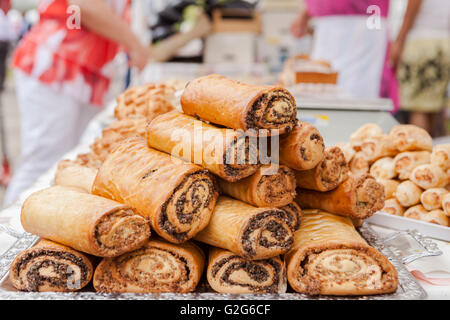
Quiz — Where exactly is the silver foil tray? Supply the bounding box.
[0,223,429,300]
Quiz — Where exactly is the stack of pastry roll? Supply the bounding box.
[344,124,450,227]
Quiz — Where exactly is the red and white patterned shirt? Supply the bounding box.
[13,0,130,106]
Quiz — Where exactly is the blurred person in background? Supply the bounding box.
[2,0,151,207]
[389,0,450,136]
[0,0,11,92]
[290,0,399,110]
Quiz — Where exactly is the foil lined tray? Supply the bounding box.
[0,223,430,300]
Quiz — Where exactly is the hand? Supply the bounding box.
[388,39,405,71]
[290,9,310,38]
[129,43,152,71]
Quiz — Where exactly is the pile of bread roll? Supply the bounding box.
[9,75,398,297]
[338,123,449,227]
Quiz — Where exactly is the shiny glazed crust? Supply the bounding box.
[92,137,219,243]
[93,239,205,293]
[21,186,150,257]
[285,210,398,295]
[180,74,297,134]
[10,239,94,292]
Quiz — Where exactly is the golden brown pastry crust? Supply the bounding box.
[376,179,400,199]
[421,209,449,226]
[393,151,431,180]
[180,74,297,134]
[420,188,447,211]
[147,111,260,182]
[370,157,397,180]
[404,204,428,221]
[395,181,423,207]
[21,186,150,257]
[382,198,405,216]
[410,164,449,190]
[93,239,205,293]
[114,83,175,121]
[359,135,397,163]
[336,142,356,164]
[285,210,398,295]
[194,196,294,260]
[280,202,303,232]
[442,193,450,217]
[207,247,287,294]
[279,121,325,170]
[295,174,385,219]
[219,165,296,208]
[349,123,384,151]
[54,160,97,193]
[294,146,348,192]
[10,239,94,292]
[389,124,433,152]
[349,152,370,176]
[92,137,219,243]
[431,144,450,171]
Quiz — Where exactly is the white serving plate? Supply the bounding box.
[368,212,450,242]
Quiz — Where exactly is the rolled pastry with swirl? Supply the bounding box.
[92,137,219,244]
[370,157,396,180]
[285,210,398,295]
[349,123,384,151]
[279,121,325,170]
[349,152,370,176]
[421,209,449,227]
[359,135,397,163]
[389,124,433,152]
[207,247,287,294]
[376,179,400,199]
[420,188,448,211]
[382,198,405,216]
[21,186,150,257]
[336,142,356,164]
[194,196,294,260]
[404,204,428,221]
[147,111,259,182]
[280,202,303,232]
[295,174,385,220]
[93,239,205,293]
[181,74,297,134]
[393,151,431,180]
[410,164,449,190]
[10,239,94,292]
[431,144,450,171]
[294,146,348,192]
[395,181,423,207]
[54,160,97,193]
[443,193,450,217]
[218,165,296,208]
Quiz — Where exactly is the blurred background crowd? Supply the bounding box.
[0,0,449,206]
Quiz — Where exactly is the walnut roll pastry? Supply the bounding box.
[278,121,325,170]
[180,74,297,134]
[206,247,287,294]
[92,137,218,243]
[10,239,94,292]
[285,210,398,295]
[218,165,296,208]
[54,160,97,193]
[21,186,150,257]
[294,146,348,192]
[147,110,260,182]
[295,174,385,220]
[279,202,303,232]
[194,196,294,260]
[93,239,205,293]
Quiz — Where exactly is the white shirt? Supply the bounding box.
[0,10,13,41]
[409,0,450,39]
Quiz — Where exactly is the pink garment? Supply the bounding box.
[305,0,389,18]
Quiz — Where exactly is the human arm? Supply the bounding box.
[389,0,423,70]
[69,0,151,70]
[290,8,311,38]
